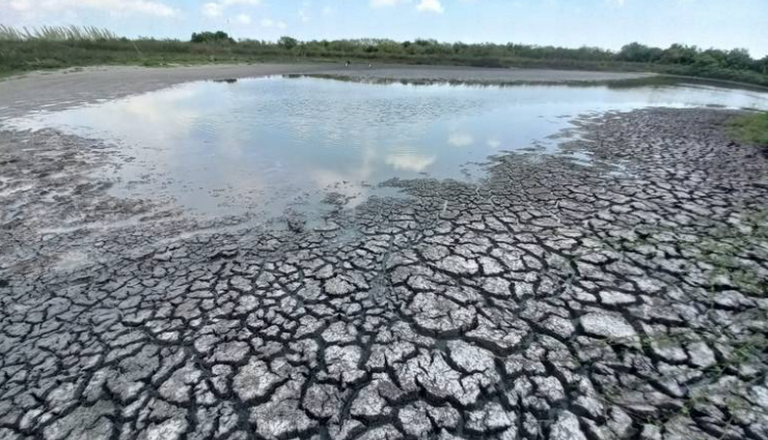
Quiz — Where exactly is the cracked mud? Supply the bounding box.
[1,108,768,440]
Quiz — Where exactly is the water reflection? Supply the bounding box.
[385,148,436,172]
[448,132,475,148]
[5,76,768,218]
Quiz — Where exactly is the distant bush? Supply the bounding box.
[191,31,234,44]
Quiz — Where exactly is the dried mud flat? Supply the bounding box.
[1,101,768,440]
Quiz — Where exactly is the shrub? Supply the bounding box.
[191,31,234,44]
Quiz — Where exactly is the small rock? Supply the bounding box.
[580,312,637,344]
[325,276,355,296]
[640,424,662,440]
[466,402,516,434]
[436,255,479,276]
[599,290,637,306]
[550,411,587,440]
[541,315,575,339]
[143,418,187,440]
[687,341,716,368]
[233,357,282,401]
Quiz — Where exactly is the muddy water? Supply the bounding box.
[5,76,768,219]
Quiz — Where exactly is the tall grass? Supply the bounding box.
[0,25,118,41]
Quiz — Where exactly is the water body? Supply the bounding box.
[6,76,768,218]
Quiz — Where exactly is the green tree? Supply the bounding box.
[618,42,662,63]
[278,36,298,50]
[662,44,698,65]
[190,31,234,44]
[760,56,768,75]
[725,48,752,70]
[693,53,720,68]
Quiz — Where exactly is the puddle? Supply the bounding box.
[4,76,768,219]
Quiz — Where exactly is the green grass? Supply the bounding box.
[730,112,768,146]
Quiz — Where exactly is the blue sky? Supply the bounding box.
[2,0,767,57]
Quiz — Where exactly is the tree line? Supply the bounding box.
[2,25,767,86]
[192,33,768,78]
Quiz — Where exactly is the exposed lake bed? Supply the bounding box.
[1,66,767,440]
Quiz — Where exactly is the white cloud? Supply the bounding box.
[221,0,261,6]
[370,0,409,8]
[605,0,625,6]
[385,153,436,172]
[203,2,223,17]
[416,0,444,13]
[8,0,176,16]
[448,132,474,147]
[260,18,287,29]
[235,13,252,24]
[202,0,261,17]
[298,1,311,23]
[370,0,443,13]
[487,138,501,149]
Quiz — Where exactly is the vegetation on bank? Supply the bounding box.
[730,112,768,146]
[1,25,767,87]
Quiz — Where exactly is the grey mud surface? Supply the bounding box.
[1,66,768,440]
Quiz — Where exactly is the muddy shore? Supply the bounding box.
[0,66,767,440]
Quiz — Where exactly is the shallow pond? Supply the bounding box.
[6,76,768,219]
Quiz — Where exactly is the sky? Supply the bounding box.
[2,0,767,58]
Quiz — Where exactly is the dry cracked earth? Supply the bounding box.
[1,108,767,440]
